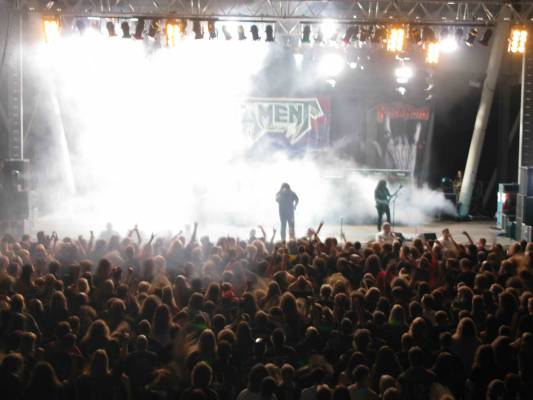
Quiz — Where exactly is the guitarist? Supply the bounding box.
[375,179,391,231]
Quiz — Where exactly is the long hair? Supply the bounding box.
[377,179,387,190]
[278,182,291,193]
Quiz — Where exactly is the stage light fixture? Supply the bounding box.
[238,25,246,40]
[192,20,203,39]
[479,29,493,46]
[319,53,345,77]
[409,26,422,44]
[321,20,338,41]
[75,19,86,35]
[395,64,413,84]
[387,26,405,53]
[166,19,180,47]
[265,25,274,42]
[425,42,440,64]
[422,27,436,43]
[294,53,304,68]
[148,19,160,38]
[359,26,371,42]
[43,16,60,43]
[134,17,145,40]
[222,25,232,40]
[342,25,358,44]
[509,27,527,54]
[465,28,478,47]
[106,21,116,37]
[372,26,386,44]
[315,28,324,44]
[251,25,260,41]
[302,25,311,43]
[121,21,131,38]
[208,21,217,39]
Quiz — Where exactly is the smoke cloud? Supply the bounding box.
[28,34,455,237]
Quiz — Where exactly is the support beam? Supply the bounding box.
[7,3,24,160]
[458,6,511,217]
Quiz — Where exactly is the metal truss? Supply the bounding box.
[6,1,533,26]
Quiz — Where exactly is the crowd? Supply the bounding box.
[0,222,532,400]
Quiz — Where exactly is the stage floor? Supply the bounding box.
[320,219,511,245]
[32,217,512,246]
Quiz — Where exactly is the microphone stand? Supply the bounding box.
[391,186,403,232]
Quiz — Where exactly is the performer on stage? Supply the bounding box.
[375,179,391,231]
[276,183,299,241]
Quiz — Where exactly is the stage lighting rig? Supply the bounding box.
[106,21,116,37]
[509,27,527,54]
[425,42,439,64]
[251,25,260,41]
[222,25,232,40]
[302,25,311,43]
[342,25,358,45]
[148,19,160,38]
[166,19,180,47]
[42,16,60,43]
[208,21,217,39]
[387,26,405,53]
[134,17,145,40]
[479,29,493,46]
[465,28,478,47]
[192,20,203,39]
[238,25,246,40]
[121,21,131,38]
[265,25,274,42]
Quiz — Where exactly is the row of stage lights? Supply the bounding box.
[42,16,528,63]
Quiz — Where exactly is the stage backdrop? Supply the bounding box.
[364,102,432,176]
[242,97,331,156]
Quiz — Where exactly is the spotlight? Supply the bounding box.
[222,25,232,40]
[148,19,160,38]
[250,25,260,41]
[319,53,345,77]
[42,16,60,43]
[121,21,131,38]
[134,17,145,40]
[75,19,86,36]
[359,26,371,42]
[315,28,324,44]
[509,27,527,54]
[342,25,358,44]
[294,53,303,68]
[265,25,274,42]
[348,61,357,69]
[106,21,116,37]
[302,25,311,43]
[387,26,405,53]
[208,21,217,39]
[395,65,414,84]
[479,29,493,46]
[192,20,203,39]
[465,28,478,47]
[166,19,180,47]
[439,30,458,53]
[455,28,464,42]
[425,42,440,64]
[321,20,338,41]
[422,27,436,43]
[409,26,422,44]
[238,25,246,40]
[372,26,386,44]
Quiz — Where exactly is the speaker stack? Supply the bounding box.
[0,160,31,230]
[517,168,533,242]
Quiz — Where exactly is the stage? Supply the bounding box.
[31,217,512,246]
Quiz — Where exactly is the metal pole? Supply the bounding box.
[458,6,511,217]
[7,1,23,160]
